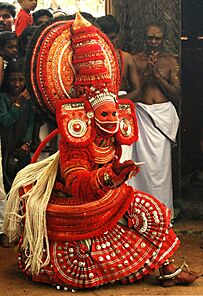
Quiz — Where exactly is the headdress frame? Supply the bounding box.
[25,15,120,122]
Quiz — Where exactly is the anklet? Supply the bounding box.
[157,261,189,281]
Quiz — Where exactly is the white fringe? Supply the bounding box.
[3,151,60,275]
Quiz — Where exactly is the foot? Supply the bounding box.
[157,261,199,287]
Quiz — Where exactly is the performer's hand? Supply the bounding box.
[97,157,139,189]
[112,157,137,176]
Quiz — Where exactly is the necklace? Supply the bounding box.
[93,136,115,164]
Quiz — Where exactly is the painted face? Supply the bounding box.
[145,25,163,52]
[4,39,18,61]
[94,102,119,135]
[19,0,37,12]
[8,72,26,95]
[34,15,51,26]
[0,9,14,32]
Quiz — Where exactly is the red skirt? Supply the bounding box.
[18,190,180,289]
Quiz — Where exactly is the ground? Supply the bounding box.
[0,222,203,296]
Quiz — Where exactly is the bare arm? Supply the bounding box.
[126,53,141,102]
[150,54,181,104]
[119,52,141,102]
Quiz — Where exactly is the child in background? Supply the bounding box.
[0,60,34,193]
[0,29,18,248]
[15,0,37,37]
[32,8,53,26]
[18,25,37,57]
[0,31,18,87]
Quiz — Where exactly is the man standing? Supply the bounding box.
[0,2,16,247]
[131,22,180,216]
[0,2,16,32]
[95,15,141,101]
[0,2,16,85]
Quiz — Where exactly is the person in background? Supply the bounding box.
[0,2,16,247]
[95,15,141,163]
[0,60,34,193]
[0,31,18,247]
[20,16,57,158]
[0,2,16,85]
[15,0,37,37]
[0,59,34,246]
[0,31,18,87]
[95,15,140,101]
[0,2,16,32]
[130,22,180,216]
[18,25,37,57]
[32,8,53,26]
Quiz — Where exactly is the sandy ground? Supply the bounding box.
[0,233,203,296]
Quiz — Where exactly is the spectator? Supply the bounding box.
[0,2,16,248]
[32,9,53,26]
[0,2,16,32]
[130,22,180,216]
[0,60,34,193]
[15,0,37,37]
[0,31,18,90]
[18,25,37,57]
[95,15,140,101]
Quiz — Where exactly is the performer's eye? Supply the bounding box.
[101,111,108,117]
[112,111,117,116]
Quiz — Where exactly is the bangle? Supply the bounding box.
[13,102,21,109]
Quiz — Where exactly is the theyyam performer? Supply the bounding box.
[3,13,199,291]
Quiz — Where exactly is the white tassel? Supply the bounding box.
[3,151,60,274]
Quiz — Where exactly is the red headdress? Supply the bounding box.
[26,12,138,151]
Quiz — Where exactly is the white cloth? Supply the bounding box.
[31,123,50,161]
[121,102,179,216]
[0,140,6,233]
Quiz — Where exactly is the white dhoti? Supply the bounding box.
[121,102,179,215]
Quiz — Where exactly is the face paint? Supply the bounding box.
[94,102,119,135]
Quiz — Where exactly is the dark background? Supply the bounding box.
[181,0,203,176]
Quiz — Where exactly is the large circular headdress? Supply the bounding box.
[26,13,120,121]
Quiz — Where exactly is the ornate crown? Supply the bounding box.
[88,88,117,110]
[26,12,120,119]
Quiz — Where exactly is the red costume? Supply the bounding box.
[15,9,33,37]
[3,13,198,291]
